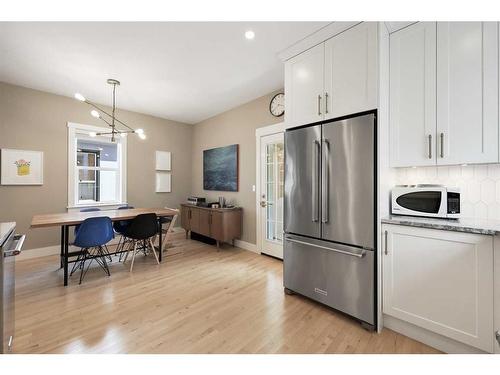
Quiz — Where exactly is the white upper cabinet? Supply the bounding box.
[383,224,494,352]
[284,43,325,128]
[284,22,378,129]
[436,22,499,165]
[324,22,378,119]
[390,22,436,167]
[389,22,499,167]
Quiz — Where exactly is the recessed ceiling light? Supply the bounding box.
[245,30,255,40]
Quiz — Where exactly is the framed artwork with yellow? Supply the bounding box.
[1,148,44,185]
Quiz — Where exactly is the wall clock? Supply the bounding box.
[269,93,285,117]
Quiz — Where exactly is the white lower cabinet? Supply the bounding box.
[495,237,500,353]
[382,224,494,352]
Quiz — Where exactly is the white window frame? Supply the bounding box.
[67,122,127,209]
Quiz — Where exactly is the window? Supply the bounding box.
[68,123,127,208]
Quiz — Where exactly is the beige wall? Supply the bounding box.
[191,90,283,245]
[0,82,192,250]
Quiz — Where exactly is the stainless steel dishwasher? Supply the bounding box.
[1,222,25,353]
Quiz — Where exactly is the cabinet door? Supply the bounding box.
[210,211,224,241]
[180,206,191,231]
[189,208,200,234]
[324,22,378,119]
[495,236,500,353]
[284,43,324,128]
[389,22,437,167]
[198,209,211,237]
[437,22,498,165]
[382,224,494,352]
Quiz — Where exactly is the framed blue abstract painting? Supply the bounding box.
[203,144,238,191]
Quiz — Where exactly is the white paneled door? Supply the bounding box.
[383,224,494,352]
[284,43,325,128]
[390,22,437,167]
[258,132,285,259]
[324,22,378,119]
[436,22,499,165]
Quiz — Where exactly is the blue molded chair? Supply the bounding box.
[75,207,101,236]
[70,216,114,284]
[114,205,134,261]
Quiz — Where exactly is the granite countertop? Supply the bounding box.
[0,222,16,246]
[381,215,500,236]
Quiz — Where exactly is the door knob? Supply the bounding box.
[260,201,273,208]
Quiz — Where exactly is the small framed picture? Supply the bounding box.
[1,149,44,185]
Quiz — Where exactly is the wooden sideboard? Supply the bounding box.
[180,204,242,248]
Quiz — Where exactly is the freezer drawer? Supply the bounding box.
[284,234,375,325]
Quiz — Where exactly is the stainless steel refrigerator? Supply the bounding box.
[284,112,376,329]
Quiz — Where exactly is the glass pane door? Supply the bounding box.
[264,139,284,243]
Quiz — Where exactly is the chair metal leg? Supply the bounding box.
[123,240,132,263]
[70,249,84,276]
[98,246,111,276]
[129,241,138,272]
[79,248,93,285]
[103,244,113,263]
[149,238,160,265]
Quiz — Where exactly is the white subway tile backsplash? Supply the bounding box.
[395,164,500,220]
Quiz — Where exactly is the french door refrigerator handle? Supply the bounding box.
[312,140,320,222]
[285,237,366,258]
[321,139,330,223]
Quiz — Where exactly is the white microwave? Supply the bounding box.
[391,185,461,219]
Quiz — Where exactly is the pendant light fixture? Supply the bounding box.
[74,79,146,142]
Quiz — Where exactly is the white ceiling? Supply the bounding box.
[0,22,328,124]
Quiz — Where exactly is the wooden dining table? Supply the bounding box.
[31,208,178,286]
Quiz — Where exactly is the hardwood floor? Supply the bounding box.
[14,234,440,354]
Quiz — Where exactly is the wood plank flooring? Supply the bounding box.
[14,234,440,354]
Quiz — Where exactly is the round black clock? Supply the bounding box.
[269,93,285,117]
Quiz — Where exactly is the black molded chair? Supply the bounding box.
[122,213,160,271]
[70,216,114,284]
[113,205,134,260]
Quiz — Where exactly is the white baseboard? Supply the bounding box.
[383,314,487,354]
[234,239,258,253]
[19,229,258,260]
[18,245,60,260]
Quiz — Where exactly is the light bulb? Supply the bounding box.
[139,133,146,140]
[74,93,86,102]
[89,132,97,137]
[90,110,100,118]
[245,30,255,40]
[135,128,144,135]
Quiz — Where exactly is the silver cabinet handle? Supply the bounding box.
[496,330,500,345]
[317,95,322,116]
[384,230,388,255]
[428,134,432,159]
[440,132,444,158]
[325,92,329,114]
[321,139,330,223]
[311,140,320,222]
[285,237,366,258]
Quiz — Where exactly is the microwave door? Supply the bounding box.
[284,124,322,238]
[394,190,447,217]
